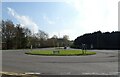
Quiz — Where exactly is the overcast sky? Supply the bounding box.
[2,0,120,40]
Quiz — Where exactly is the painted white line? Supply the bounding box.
[25,72,41,75]
[82,72,119,75]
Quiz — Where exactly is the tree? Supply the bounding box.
[72,31,120,49]
[14,24,27,49]
[63,35,69,46]
[2,20,15,49]
[52,35,58,39]
[36,30,48,40]
[36,30,48,48]
[51,35,58,47]
[2,20,30,49]
[0,20,2,49]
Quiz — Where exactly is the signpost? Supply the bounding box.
[82,44,87,55]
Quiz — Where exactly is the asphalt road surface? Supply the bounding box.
[2,49,118,75]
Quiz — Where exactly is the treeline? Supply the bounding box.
[2,20,70,49]
[71,31,120,49]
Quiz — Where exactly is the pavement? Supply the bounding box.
[2,49,119,75]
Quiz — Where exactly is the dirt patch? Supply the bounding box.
[1,74,38,77]
[1,72,39,77]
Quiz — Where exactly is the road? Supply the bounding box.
[2,49,118,75]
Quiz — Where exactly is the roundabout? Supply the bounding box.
[25,49,96,56]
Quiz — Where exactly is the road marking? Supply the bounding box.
[82,72,119,75]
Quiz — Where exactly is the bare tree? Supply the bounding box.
[63,35,69,47]
[35,30,48,48]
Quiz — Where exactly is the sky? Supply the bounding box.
[2,0,120,40]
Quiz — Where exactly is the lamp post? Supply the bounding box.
[31,28,34,51]
[58,32,60,49]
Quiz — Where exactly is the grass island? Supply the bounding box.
[25,49,96,56]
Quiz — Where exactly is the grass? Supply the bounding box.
[25,49,96,56]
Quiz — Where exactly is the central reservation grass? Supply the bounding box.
[25,49,96,56]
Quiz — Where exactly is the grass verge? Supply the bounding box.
[25,49,96,56]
